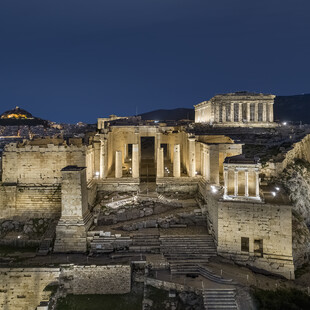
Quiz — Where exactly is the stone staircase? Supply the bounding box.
[160,235,216,264]
[203,289,238,310]
[129,233,160,253]
[169,263,234,284]
[89,232,132,254]
[37,220,58,255]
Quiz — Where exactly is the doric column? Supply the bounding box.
[230,103,234,122]
[269,103,274,122]
[255,170,260,198]
[245,170,249,197]
[188,137,196,177]
[215,104,220,122]
[115,151,122,178]
[246,102,251,122]
[254,103,258,122]
[222,104,226,123]
[205,149,210,182]
[224,167,228,196]
[262,103,267,122]
[124,144,127,162]
[209,145,219,184]
[173,144,181,177]
[132,144,139,178]
[155,133,161,161]
[99,139,108,178]
[234,169,238,196]
[238,103,243,122]
[156,147,164,178]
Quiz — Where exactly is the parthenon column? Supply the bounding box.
[157,147,164,178]
[262,103,267,122]
[222,104,226,123]
[230,103,234,122]
[268,103,274,122]
[188,138,196,177]
[173,144,181,177]
[238,103,243,122]
[245,170,249,197]
[224,167,228,196]
[115,151,122,178]
[254,103,258,122]
[255,170,260,198]
[246,102,251,122]
[234,169,238,196]
[132,144,139,178]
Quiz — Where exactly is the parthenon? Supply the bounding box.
[194,91,276,127]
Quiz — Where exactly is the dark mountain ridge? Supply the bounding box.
[139,94,310,124]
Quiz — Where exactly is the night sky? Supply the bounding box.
[1,0,309,124]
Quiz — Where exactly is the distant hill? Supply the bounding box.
[274,94,310,123]
[139,95,310,124]
[139,108,194,121]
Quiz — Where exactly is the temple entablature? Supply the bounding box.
[223,155,261,202]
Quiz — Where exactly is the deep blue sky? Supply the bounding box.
[0,0,309,123]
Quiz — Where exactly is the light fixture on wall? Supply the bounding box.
[211,185,217,193]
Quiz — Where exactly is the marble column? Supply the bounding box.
[269,103,274,122]
[245,170,249,197]
[132,144,139,178]
[254,103,258,122]
[246,102,251,122]
[255,170,260,198]
[224,167,228,196]
[99,139,108,179]
[231,103,234,122]
[234,169,238,196]
[157,147,164,178]
[115,151,122,178]
[215,104,220,122]
[209,145,219,184]
[205,149,210,182]
[173,144,181,177]
[123,144,127,162]
[238,103,243,122]
[262,103,267,122]
[222,104,226,123]
[188,138,196,177]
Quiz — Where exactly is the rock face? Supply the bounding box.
[281,159,310,267]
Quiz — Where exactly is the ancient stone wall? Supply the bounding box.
[0,185,61,219]
[2,143,87,185]
[0,265,131,309]
[217,201,294,279]
[0,268,60,310]
[61,265,131,294]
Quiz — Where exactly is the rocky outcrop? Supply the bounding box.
[281,159,310,267]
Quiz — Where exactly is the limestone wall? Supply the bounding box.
[2,143,87,185]
[217,201,294,278]
[61,265,131,294]
[0,265,131,310]
[0,268,60,310]
[0,185,61,219]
